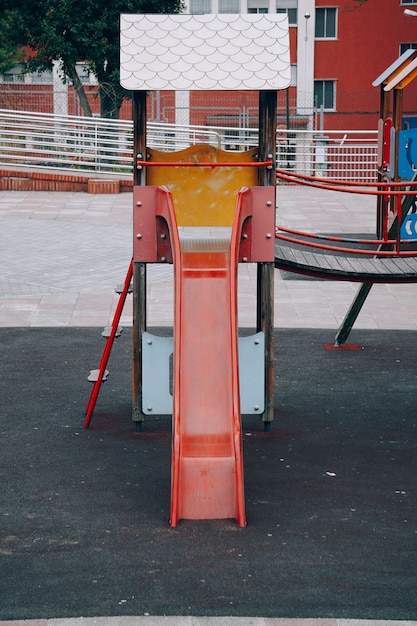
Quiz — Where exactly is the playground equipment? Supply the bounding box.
[85,26,417,526]
[85,14,290,526]
[123,13,290,526]
[274,50,417,345]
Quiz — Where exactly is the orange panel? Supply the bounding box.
[146,144,258,226]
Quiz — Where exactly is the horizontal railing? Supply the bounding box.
[275,170,417,256]
[0,109,378,182]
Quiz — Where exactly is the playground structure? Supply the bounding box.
[274,49,417,345]
[85,25,417,526]
[122,14,289,526]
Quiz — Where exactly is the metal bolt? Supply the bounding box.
[136,201,142,206]
[147,406,153,412]
[160,256,166,262]
[160,233,166,239]
[242,233,248,239]
[242,256,248,262]
[266,233,272,239]
[136,233,142,239]
[147,339,152,345]
[254,405,260,411]
[254,339,259,345]
[266,200,272,206]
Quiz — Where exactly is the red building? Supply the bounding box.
[312,0,417,131]
[1,0,416,133]
[179,0,417,133]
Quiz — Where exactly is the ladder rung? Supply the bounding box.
[101,326,123,338]
[115,283,133,294]
[88,369,109,382]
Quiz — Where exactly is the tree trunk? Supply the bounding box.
[99,82,124,119]
[66,64,93,117]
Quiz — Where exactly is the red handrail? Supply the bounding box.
[275,232,417,257]
[275,168,417,256]
[137,159,273,168]
[276,170,417,196]
[276,225,399,246]
[276,167,417,188]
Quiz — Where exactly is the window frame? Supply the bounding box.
[189,0,212,14]
[219,0,240,13]
[400,42,417,55]
[276,7,297,25]
[315,7,337,40]
[314,79,336,111]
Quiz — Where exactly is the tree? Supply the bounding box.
[0,20,25,75]
[0,0,184,118]
[0,45,23,75]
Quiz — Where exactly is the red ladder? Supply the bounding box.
[84,259,133,428]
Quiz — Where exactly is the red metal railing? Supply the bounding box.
[137,158,273,169]
[275,169,417,257]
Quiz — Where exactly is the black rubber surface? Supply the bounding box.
[1,327,416,620]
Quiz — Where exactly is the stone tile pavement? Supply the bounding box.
[1,187,417,335]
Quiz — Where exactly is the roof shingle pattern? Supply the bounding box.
[120,14,290,91]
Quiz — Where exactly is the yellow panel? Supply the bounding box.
[146,144,259,226]
[384,57,417,92]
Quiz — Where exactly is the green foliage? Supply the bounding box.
[0,12,26,74]
[0,45,23,75]
[0,0,184,117]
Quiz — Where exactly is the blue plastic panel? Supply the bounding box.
[142,331,265,415]
[398,128,417,179]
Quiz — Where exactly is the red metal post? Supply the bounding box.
[84,260,133,428]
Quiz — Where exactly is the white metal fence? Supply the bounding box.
[0,109,378,182]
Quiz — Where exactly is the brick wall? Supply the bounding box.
[0,169,133,193]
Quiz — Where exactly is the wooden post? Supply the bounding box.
[257,90,277,429]
[376,86,390,239]
[391,88,403,238]
[132,91,147,429]
[392,88,403,180]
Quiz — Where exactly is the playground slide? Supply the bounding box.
[170,236,246,527]
[132,185,274,525]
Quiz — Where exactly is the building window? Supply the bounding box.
[290,63,297,86]
[2,73,25,83]
[248,0,269,12]
[31,70,53,84]
[75,63,92,85]
[276,8,297,25]
[400,42,417,54]
[314,80,335,110]
[1,65,53,84]
[219,0,239,12]
[315,7,337,38]
[402,1,417,4]
[190,0,211,13]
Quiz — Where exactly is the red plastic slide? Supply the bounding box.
[169,235,246,526]
[133,185,275,526]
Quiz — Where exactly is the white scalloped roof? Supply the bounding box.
[120,14,290,91]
